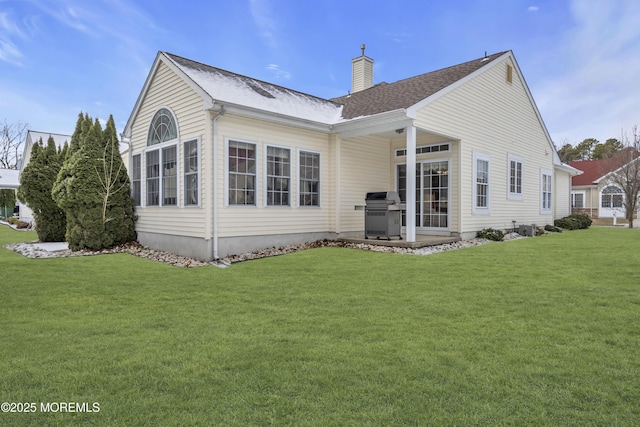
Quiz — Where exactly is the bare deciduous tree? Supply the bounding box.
[95,137,128,224]
[601,126,640,228]
[1,120,28,169]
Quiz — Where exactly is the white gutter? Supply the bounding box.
[210,105,225,260]
[120,132,132,180]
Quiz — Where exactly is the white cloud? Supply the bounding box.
[528,6,539,12]
[0,11,24,65]
[0,37,23,65]
[249,0,278,49]
[266,63,291,80]
[534,0,640,144]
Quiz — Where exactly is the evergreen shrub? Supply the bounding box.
[554,214,592,230]
[477,228,505,241]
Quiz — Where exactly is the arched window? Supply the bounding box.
[601,185,623,208]
[147,108,177,146]
[145,108,178,206]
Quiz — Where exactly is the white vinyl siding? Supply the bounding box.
[414,55,556,231]
[215,115,331,238]
[554,170,571,219]
[340,135,390,232]
[128,60,208,238]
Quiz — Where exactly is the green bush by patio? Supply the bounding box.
[1,226,639,425]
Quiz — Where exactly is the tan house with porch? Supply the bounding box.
[123,49,578,260]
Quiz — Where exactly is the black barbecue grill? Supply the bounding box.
[364,191,403,240]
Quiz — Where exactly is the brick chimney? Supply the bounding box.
[352,44,373,93]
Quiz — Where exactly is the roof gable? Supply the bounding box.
[570,148,640,185]
[125,49,555,143]
[26,131,70,148]
[332,51,508,119]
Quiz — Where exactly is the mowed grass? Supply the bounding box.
[1,225,639,426]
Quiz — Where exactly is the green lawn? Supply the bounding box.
[1,225,639,426]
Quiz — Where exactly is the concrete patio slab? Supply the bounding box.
[339,235,461,249]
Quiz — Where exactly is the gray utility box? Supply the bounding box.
[518,224,537,237]
[364,191,403,240]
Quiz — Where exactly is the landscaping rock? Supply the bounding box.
[4,233,529,267]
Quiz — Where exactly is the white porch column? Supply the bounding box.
[406,125,417,242]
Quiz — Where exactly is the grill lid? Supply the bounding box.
[365,191,401,204]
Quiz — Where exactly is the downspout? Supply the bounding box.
[211,105,225,260]
[121,132,132,185]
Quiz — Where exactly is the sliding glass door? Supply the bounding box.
[397,160,449,229]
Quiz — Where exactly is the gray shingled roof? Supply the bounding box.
[166,51,508,123]
[331,51,508,119]
[166,53,343,121]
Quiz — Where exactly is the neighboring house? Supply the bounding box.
[0,168,20,190]
[0,168,20,217]
[123,49,579,261]
[570,149,640,219]
[18,130,71,223]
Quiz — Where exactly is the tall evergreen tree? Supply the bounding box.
[17,137,66,241]
[100,115,136,245]
[53,113,136,250]
[0,189,16,218]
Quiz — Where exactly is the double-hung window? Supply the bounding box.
[132,154,141,206]
[473,152,490,213]
[146,151,160,206]
[266,146,290,206]
[228,140,257,206]
[184,139,199,206]
[299,150,320,207]
[162,146,177,206]
[508,154,523,199]
[571,192,584,208]
[541,170,552,212]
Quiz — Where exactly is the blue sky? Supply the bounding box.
[1,0,639,148]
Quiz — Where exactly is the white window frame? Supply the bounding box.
[541,169,553,213]
[508,154,524,200]
[571,191,585,208]
[225,138,258,207]
[144,106,179,208]
[183,138,200,207]
[145,142,179,207]
[161,145,178,206]
[601,185,623,209]
[132,154,141,207]
[145,149,160,207]
[298,149,321,208]
[473,152,491,214]
[147,107,178,147]
[264,144,291,207]
[395,142,451,157]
